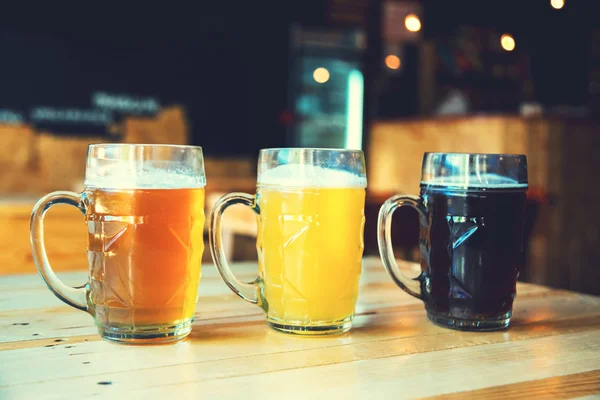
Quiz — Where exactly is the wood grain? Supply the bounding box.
[0,260,574,346]
[11,330,594,400]
[0,257,599,399]
[0,203,88,275]
[0,180,256,276]
[421,370,600,400]
[367,117,535,196]
[367,117,600,296]
[0,124,40,194]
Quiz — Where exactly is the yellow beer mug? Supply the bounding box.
[210,148,367,335]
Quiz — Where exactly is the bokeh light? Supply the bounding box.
[405,14,421,32]
[385,55,401,70]
[313,67,330,84]
[501,34,516,52]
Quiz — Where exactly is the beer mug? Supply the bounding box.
[378,153,528,331]
[210,148,367,335]
[30,144,206,343]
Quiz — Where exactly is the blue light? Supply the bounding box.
[345,69,363,150]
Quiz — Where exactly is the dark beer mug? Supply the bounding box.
[377,153,528,331]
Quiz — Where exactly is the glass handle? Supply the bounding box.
[30,191,90,312]
[209,192,261,305]
[377,194,428,300]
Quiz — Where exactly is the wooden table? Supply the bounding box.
[1,257,599,399]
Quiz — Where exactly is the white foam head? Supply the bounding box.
[258,164,366,188]
[422,173,527,189]
[85,162,206,189]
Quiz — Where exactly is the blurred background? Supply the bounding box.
[0,1,598,293]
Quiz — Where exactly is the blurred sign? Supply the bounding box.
[92,92,160,115]
[28,106,115,136]
[383,1,422,42]
[292,26,366,51]
[30,107,113,126]
[1,90,162,135]
[327,0,368,28]
[0,109,24,124]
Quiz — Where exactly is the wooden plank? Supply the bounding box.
[0,125,40,195]
[367,117,528,196]
[122,106,187,145]
[421,369,600,400]
[0,202,88,276]
[0,277,573,327]
[0,256,589,348]
[1,290,599,385]
[0,258,599,399]
[1,287,593,350]
[367,117,600,296]
[0,270,583,347]
[112,331,600,399]
[1,328,598,399]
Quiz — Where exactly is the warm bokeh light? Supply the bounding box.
[313,67,330,84]
[385,55,401,70]
[501,34,516,52]
[404,14,421,32]
[550,0,564,9]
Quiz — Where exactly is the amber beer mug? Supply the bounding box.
[30,144,206,343]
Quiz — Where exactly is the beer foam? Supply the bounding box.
[85,164,205,189]
[422,173,527,189]
[258,164,366,188]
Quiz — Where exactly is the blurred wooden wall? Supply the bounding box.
[0,106,190,195]
[367,116,600,295]
[368,116,550,198]
[0,105,257,275]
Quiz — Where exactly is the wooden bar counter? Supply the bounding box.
[367,115,600,295]
[1,257,599,399]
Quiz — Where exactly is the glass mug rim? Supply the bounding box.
[421,152,528,188]
[259,147,364,153]
[87,143,204,151]
[257,147,367,189]
[84,143,206,189]
[423,151,526,158]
